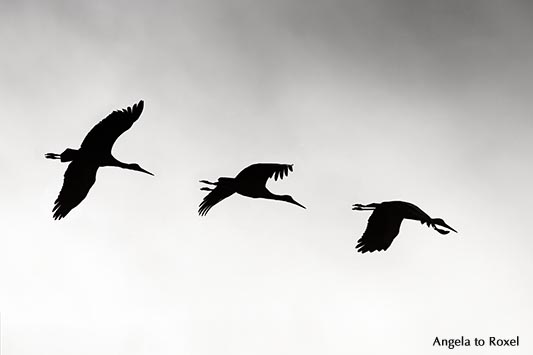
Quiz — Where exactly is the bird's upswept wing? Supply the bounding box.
[356,208,404,253]
[52,160,99,220]
[235,163,294,186]
[80,100,144,154]
[198,185,235,216]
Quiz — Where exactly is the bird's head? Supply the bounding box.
[431,218,457,234]
[129,163,154,176]
[281,195,306,209]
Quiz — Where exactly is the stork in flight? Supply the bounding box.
[46,100,154,220]
[199,163,306,216]
[352,201,457,253]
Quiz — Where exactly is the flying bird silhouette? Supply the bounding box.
[199,163,306,216]
[46,100,154,220]
[352,201,457,253]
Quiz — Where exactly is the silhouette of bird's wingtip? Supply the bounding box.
[198,207,210,217]
[52,208,66,220]
[355,245,370,254]
[134,100,144,113]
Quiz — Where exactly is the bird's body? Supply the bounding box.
[352,201,457,253]
[199,163,306,216]
[46,100,153,220]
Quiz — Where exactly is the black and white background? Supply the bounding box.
[1,1,532,354]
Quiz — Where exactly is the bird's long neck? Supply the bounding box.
[267,192,306,209]
[265,191,293,205]
[401,203,432,223]
[263,190,284,201]
[104,155,129,169]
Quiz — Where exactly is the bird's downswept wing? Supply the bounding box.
[80,100,144,154]
[356,208,404,253]
[53,160,99,220]
[235,163,294,186]
[198,185,235,216]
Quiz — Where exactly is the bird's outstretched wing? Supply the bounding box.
[356,208,404,253]
[235,163,294,186]
[198,185,235,216]
[53,160,99,220]
[80,100,144,154]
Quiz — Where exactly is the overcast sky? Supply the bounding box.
[1,0,532,354]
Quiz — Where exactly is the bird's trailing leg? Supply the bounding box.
[199,180,217,185]
[199,177,236,194]
[45,148,79,162]
[199,180,218,191]
[352,203,379,211]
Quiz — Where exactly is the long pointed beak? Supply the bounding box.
[441,222,457,233]
[292,200,306,209]
[446,225,458,233]
[139,167,154,176]
[436,221,458,233]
